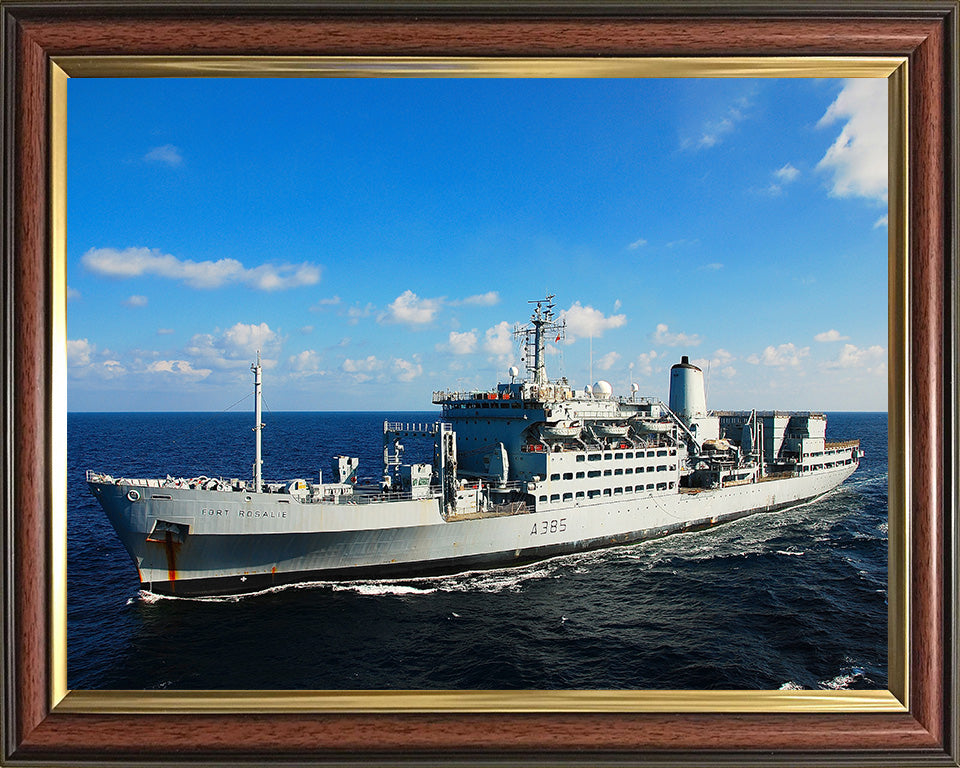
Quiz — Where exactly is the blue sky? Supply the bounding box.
[67,77,888,412]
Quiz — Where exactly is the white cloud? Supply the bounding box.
[346,303,374,324]
[691,350,737,380]
[596,351,620,371]
[67,338,95,367]
[814,329,850,342]
[144,144,182,166]
[483,321,514,359]
[342,355,383,383]
[746,342,810,368]
[392,358,423,382]
[874,215,888,229]
[651,323,701,348]
[66,339,130,380]
[82,247,321,291]
[443,330,478,355]
[123,294,148,307]
[157,328,175,335]
[684,95,751,150]
[766,163,801,195]
[666,238,700,249]
[700,262,723,271]
[633,350,659,377]
[562,302,627,341]
[379,290,442,326]
[453,291,499,307]
[67,286,80,301]
[774,163,800,183]
[300,326,314,335]
[288,349,321,373]
[817,78,888,203]
[146,360,211,380]
[186,322,281,370]
[628,238,648,250]
[822,343,886,370]
[342,356,382,373]
[98,360,128,379]
[310,296,341,311]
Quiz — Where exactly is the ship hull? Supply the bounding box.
[90,463,856,598]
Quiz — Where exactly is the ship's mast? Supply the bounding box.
[252,351,263,493]
[517,295,564,385]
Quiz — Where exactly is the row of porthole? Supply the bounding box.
[549,465,676,481]
[538,483,675,503]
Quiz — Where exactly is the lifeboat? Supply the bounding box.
[638,419,673,434]
[541,421,582,439]
[593,423,630,437]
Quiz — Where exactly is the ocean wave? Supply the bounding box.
[819,667,866,690]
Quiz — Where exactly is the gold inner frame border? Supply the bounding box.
[49,55,909,715]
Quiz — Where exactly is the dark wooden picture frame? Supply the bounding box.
[2,2,957,765]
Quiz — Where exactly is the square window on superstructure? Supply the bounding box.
[614,468,623,475]
[576,471,585,479]
[563,472,573,480]
[576,455,586,462]
[625,452,633,458]
[576,491,585,499]
[614,487,623,495]
[563,492,573,501]
[603,488,612,496]
[603,469,612,476]
[604,453,612,460]
[614,452,623,459]
[625,468,633,474]
[550,494,560,502]
[550,473,561,481]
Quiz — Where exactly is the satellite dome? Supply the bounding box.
[508,366,519,379]
[631,383,640,393]
[592,380,613,399]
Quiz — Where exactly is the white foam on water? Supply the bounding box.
[775,550,805,557]
[779,681,804,690]
[819,667,865,690]
[331,583,437,596]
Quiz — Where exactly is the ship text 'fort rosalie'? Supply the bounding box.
[88,296,862,598]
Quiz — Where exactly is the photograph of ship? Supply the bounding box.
[67,76,888,691]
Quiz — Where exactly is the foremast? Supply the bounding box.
[252,351,264,493]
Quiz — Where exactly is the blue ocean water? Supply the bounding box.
[67,411,887,691]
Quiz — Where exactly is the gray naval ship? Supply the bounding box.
[88,296,862,597]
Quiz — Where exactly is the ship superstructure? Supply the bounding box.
[88,296,861,597]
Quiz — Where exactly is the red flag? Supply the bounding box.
[555,333,561,342]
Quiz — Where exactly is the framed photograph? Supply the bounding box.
[2,2,956,766]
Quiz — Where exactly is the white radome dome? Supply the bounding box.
[592,380,613,398]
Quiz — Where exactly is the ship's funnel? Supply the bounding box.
[669,355,707,422]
